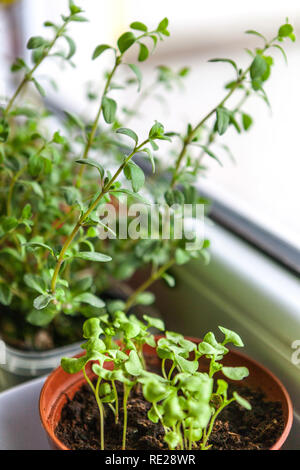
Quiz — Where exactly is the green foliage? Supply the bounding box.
[0,4,294,358]
[61,321,250,450]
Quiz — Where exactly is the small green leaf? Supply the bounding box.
[0,216,18,232]
[175,248,190,265]
[216,379,228,398]
[0,285,12,306]
[245,30,267,42]
[278,23,293,38]
[24,274,46,295]
[24,242,54,256]
[138,43,149,62]
[76,158,104,177]
[143,380,168,403]
[26,308,56,326]
[102,96,117,124]
[209,58,238,73]
[83,318,103,339]
[233,392,252,410]
[125,350,143,376]
[147,406,160,423]
[128,64,142,91]
[92,44,112,60]
[218,326,244,347]
[141,147,155,173]
[33,294,53,310]
[175,354,198,374]
[0,118,10,143]
[27,36,47,50]
[157,18,169,33]
[135,291,155,306]
[222,366,249,380]
[64,111,85,130]
[198,341,219,356]
[117,31,136,53]
[116,127,138,145]
[32,78,46,97]
[75,293,105,308]
[250,55,267,80]
[130,21,148,32]
[186,400,211,428]
[216,107,230,136]
[242,113,253,131]
[143,315,165,331]
[124,161,145,193]
[61,355,88,374]
[75,251,112,262]
[64,35,76,60]
[149,120,164,139]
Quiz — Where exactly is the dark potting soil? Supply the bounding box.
[55,380,284,450]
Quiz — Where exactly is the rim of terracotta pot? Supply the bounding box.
[39,335,293,451]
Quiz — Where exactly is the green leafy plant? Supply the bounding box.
[0,1,295,351]
[0,2,172,347]
[61,316,251,450]
[121,19,296,312]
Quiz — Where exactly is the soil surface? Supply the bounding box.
[55,380,284,450]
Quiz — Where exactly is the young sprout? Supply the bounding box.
[62,319,253,450]
[141,326,251,450]
[61,313,164,450]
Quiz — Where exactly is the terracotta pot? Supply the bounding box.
[39,336,293,450]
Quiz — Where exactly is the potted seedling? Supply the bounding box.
[40,315,293,450]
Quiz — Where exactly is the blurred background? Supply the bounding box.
[1,0,300,251]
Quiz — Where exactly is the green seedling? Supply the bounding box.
[62,317,251,450]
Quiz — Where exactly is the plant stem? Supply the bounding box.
[124,258,175,311]
[167,362,176,381]
[75,56,121,188]
[170,84,241,188]
[95,376,105,451]
[3,20,70,116]
[6,166,26,216]
[122,384,131,450]
[50,140,148,293]
[193,89,250,174]
[161,358,167,380]
[201,398,234,450]
[112,380,119,423]
[83,368,105,450]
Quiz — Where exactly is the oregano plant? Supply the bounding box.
[0,0,295,351]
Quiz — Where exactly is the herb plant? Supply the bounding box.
[0,0,295,349]
[61,316,251,450]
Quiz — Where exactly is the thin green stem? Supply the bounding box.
[112,380,119,424]
[4,20,70,116]
[95,376,105,451]
[201,398,234,449]
[193,89,250,174]
[124,258,175,311]
[161,358,167,380]
[50,140,148,293]
[167,362,175,381]
[122,384,131,450]
[170,82,242,188]
[75,56,121,188]
[7,166,27,216]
